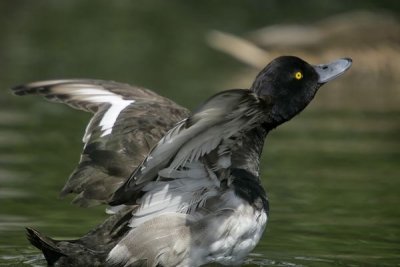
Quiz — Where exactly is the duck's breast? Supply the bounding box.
[188,190,268,266]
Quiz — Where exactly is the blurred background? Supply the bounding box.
[0,1,399,266]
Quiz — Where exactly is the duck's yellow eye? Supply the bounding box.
[295,71,303,80]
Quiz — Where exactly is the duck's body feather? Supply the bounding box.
[112,89,270,205]
[108,186,267,267]
[106,90,270,267]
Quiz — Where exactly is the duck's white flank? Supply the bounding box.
[198,191,268,266]
[107,189,267,267]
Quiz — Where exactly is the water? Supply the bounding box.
[0,94,399,266]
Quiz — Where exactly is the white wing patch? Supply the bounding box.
[99,100,134,136]
[53,86,134,138]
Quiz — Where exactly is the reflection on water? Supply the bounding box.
[0,111,31,233]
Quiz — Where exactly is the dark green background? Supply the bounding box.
[0,1,399,266]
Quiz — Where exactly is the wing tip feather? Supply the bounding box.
[10,84,31,95]
[10,82,51,96]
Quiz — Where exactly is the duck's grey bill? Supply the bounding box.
[314,58,352,84]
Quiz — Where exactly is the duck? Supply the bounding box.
[12,55,352,267]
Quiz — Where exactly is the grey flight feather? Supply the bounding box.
[11,79,190,206]
[111,89,271,205]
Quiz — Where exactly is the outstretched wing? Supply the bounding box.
[111,89,270,205]
[12,79,190,206]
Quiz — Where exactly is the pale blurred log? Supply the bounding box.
[206,11,400,111]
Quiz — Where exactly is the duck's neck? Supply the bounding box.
[231,124,270,177]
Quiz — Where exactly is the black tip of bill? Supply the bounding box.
[314,58,352,84]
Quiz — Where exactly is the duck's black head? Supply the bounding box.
[251,56,352,125]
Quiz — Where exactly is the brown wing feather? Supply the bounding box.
[12,79,190,206]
